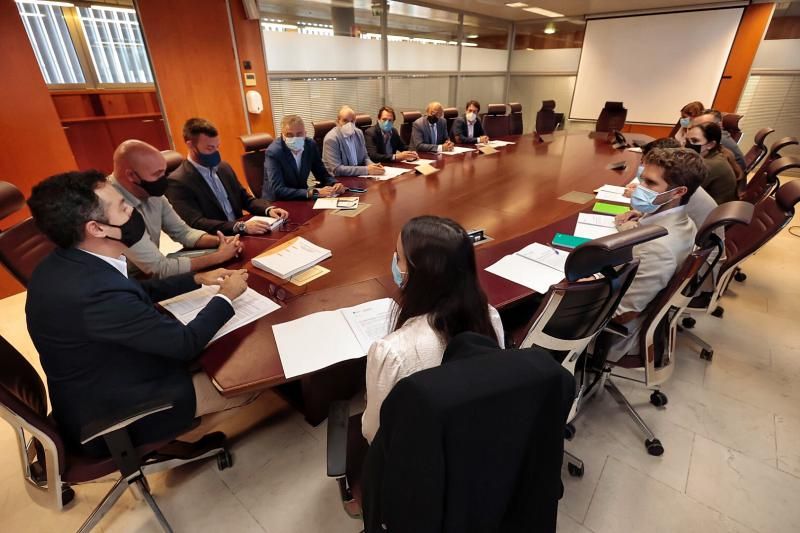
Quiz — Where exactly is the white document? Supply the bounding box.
[313,197,359,210]
[251,237,332,279]
[486,254,565,294]
[627,146,643,153]
[160,286,281,344]
[440,146,476,155]
[595,190,632,204]
[273,298,395,379]
[360,165,411,181]
[247,215,284,231]
[577,213,616,228]
[516,242,569,273]
[485,140,516,147]
[574,223,617,239]
[594,184,628,194]
[405,158,437,166]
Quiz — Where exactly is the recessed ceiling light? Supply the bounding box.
[505,2,529,8]
[543,22,557,34]
[523,7,564,17]
[467,34,479,38]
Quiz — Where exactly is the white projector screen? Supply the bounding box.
[570,8,744,125]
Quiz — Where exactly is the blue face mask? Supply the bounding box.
[284,136,305,151]
[631,185,677,214]
[380,120,394,133]
[197,150,221,168]
[391,252,405,288]
[679,117,691,128]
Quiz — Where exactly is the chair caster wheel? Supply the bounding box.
[61,485,75,506]
[564,423,576,441]
[217,450,233,471]
[711,306,724,318]
[645,438,664,456]
[681,317,696,329]
[649,391,668,407]
[567,462,584,477]
[700,348,714,361]
[734,272,747,282]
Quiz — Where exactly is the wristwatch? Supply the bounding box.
[234,221,247,234]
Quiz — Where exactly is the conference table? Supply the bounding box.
[199,130,650,424]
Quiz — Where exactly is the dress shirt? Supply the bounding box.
[362,306,505,443]
[383,132,393,158]
[109,176,207,278]
[78,249,128,278]
[467,120,475,138]
[343,134,359,166]
[429,123,438,146]
[187,158,236,222]
[291,148,303,171]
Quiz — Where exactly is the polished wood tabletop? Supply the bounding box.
[201,131,647,399]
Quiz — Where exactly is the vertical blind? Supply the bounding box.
[386,76,457,114]
[16,2,84,84]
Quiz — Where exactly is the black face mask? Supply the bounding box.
[685,142,702,154]
[99,208,146,247]
[427,115,439,125]
[137,174,169,197]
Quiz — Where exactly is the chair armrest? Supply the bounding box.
[326,401,350,478]
[603,321,629,338]
[80,399,174,445]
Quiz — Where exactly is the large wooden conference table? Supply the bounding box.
[199,131,649,423]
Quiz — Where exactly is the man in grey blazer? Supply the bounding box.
[411,101,455,153]
[322,106,385,177]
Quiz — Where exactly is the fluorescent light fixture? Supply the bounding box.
[505,2,528,7]
[523,7,564,17]
[15,0,74,6]
[543,22,557,34]
[90,4,135,12]
[467,34,479,38]
[461,42,478,47]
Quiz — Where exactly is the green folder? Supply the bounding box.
[552,233,591,249]
[593,202,629,215]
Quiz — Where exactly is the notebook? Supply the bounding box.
[593,202,630,215]
[251,237,332,279]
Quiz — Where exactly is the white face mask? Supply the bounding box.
[340,122,356,137]
[466,112,476,122]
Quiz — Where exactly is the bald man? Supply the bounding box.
[322,105,384,177]
[109,140,242,278]
[411,101,454,153]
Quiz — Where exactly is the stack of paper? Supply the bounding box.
[160,285,281,344]
[441,146,476,155]
[273,298,395,378]
[252,237,332,279]
[574,213,618,239]
[313,197,359,210]
[594,184,631,204]
[360,166,411,180]
[485,140,516,147]
[405,158,437,166]
[247,215,285,232]
[485,242,567,293]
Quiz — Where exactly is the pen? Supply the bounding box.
[548,243,560,255]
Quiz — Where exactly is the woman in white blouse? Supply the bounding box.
[361,216,505,443]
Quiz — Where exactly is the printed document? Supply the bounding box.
[485,242,567,293]
[360,166,411,180]
[440,146,476,155]
[251,237,332,279]
[574,212,618,239]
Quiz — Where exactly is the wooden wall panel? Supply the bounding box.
[136,0,250,181]
[0,0,77,298]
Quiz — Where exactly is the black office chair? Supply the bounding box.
[482,104,510,137]
[742,127,775,174]
[535,100,558,136]
[238,132,274,198]
[0,334,233,532]
[443,107,458,135]
[399,111,421,146]
[0,181,55,287]
[355,114,372,133]
[596,101,627,132]
[511,224,667,477]
[312,120,336,153]
[741,142,799,204]
[327,333,574,533]
[508,102,523,135]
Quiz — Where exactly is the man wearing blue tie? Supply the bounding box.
[322,105,385,177]
[410,101,455,153]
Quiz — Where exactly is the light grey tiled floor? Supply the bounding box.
[1,213,799,533]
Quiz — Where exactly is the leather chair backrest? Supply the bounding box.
[535,100,557,135]
[0,217,55,286]
[742,155,800,205]
[312,120,336,153]
[722,113,743,142]
[509,102,523,135]
[443,107,458,134]
[161,150,184,176]
[400,111,421,146]
[695,201,754,248]
[355,114,372,133]
[565,224,667,281]
[239,133,274,198]
[596,101,627,132]
[743,137,799,202]
[0,181,25,221]
[742,127,775,174]
[482,104,510,138]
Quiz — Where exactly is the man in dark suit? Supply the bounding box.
[451,100,490,144]
[166,118,288,236]
[410,101,455,153]
[26,170,254,455]
[364,105,418,163]
[263,114,345,201]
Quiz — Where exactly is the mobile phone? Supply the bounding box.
[347,187,367,193]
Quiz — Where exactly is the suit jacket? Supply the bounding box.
[410,116,448,152]
[362,332,574,533]
[263,137,336,201]
[322,126,374,176]
[166,159,272,235]
[25,248,234,454]
[364,125,407,164]
[450,116,485,144]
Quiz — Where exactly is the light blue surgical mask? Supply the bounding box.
[631,185,678,214]
[679,117,691,128]
[391,252,406,288]
[284,136,304,151]
[380,120,394,133]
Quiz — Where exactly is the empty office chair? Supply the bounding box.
[161,150,184,176]
[742,127,775,174]
[399,111,421,146]
[514,224,667,476]
[535,100,558,136]
[722,113,743,143]
[741,155,800,205]
[0,181,55,287]
[327,332,574,532]
[595,101,628,133]
[239,132,274,198]
[482,104,510,138]
[312,120,337,153]
[354,114,372,133]
[741,137,799,202]
[443,107,458,134]
[0,334,233,532]
[508,102,523,135]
